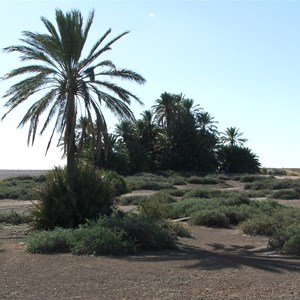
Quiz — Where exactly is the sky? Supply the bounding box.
[0,0,300,169]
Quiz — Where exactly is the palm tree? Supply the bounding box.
[196,111,219,135]
[1,9,145,189]
[220,127,248,147]
[152,92,180,128]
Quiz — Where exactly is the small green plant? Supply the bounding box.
[0,175,45,200]
[138,193,174,220]
[240,175,264,183]
[33,163,113,229]
[190,209,230,228]
[102,170,128,196]
[268,168,287,176]
[164,221,191,238]
[269,223,300,255]
[27,212,178,255]
[186,176,220,185]
[239,215,277,236]
[70,226,135,255]
[0,211,33,224]
[117,194,149,206]
[271,189,300,200]
[26,228,72,253]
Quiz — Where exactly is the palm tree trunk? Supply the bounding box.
[66,94,77,191]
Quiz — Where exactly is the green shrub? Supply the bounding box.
[244,179,274,190]
[165,189,188,198]
[269,223,300,255]
[222,205,256,225]
[125,174,174,191]
[115,214,177,250]
[27,212,179,255]
[138,193,174,220]
[70,225,135,255]
[183,188,221,199]
[272,179,300,190]
[271,189,300,200]
[250,199,283,215]
[87,213,177,251]
[117,194,149,206]
[171,198,217,219]
[102,170,128,196]
[239,215,277,236]
[172,179,187,185]
[221,194,250,206]
[260,168,268,175]
[240,175,265,183]
[0,175,45,200]
[33,163,113,229]
[186,176,220,185]
[164,221,191,238]
[190,209,230,228]
[26,228,72,253]
[0,211,33,224]
[282,224,300,255]
[268,168,287,176]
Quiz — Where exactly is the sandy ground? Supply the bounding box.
[1,170,300,299]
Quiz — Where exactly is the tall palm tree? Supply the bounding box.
[1,9,145,189]
[152,92,180,128]
[220,127,248,147]
[196,111,219,135]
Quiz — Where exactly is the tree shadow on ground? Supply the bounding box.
[126,243,300,274]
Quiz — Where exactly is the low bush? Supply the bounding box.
[250,199,283,215]
[102,170,128,196]
[186,176,220,185]
[138,193,174,220]
[240,175,265,183]
[190,209,230,228]
[0,211,33,224]
[244,179,274,190]
[26,228,72,253]
[221,194,251,206]
[171,179,187,185]
[33,163,113,229]
[272,179,300,190]
[182,188,221,199]
[165,189,188,198]
[268,168,287,176]
[222,205,256,224]
[27,212,178,255]
[125,174,174,191]
[269,223,300,255]
[0,175,46,200]
[117,195,149,206]
[239,215,277,236]
[164,221,191,238]
[271,189,300,200]
[70,226,135,255]
[171,198,218,219]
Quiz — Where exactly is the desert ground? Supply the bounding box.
[1,170,300,299]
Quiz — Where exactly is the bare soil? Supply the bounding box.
[1,170,300,299]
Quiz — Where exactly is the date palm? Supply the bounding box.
[220,127,248,147]
[1,9,145,189]
[152,92,180,128]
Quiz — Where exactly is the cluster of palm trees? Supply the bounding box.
[76,92,260,175]
[1,9,260,196]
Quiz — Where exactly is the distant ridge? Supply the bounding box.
[0,170,48,180]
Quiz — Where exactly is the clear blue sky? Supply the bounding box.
[1,0,300,169]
